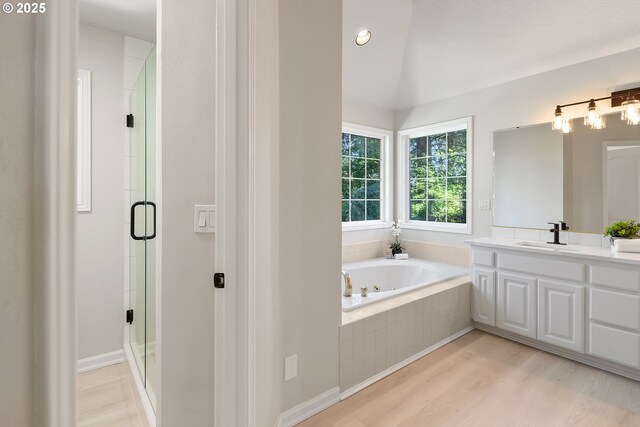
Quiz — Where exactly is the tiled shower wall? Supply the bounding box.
[339,283,472,392]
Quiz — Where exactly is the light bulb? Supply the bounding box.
[584,100,604,129]
[561,119,572,134]
[552,106,563,131]
[355,29,371,46]
[621,98,640,125]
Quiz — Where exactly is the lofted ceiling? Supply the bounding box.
[343,0,640,111]
[80,0,156,42]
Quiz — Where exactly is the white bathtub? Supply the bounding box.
[341,258,468,311]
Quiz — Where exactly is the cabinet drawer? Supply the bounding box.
[590,288,640,331]
[588,323,640,369]
[473,250,495,268]
[590,265,640,292]
[498,253,585,282]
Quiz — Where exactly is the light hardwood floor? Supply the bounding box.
[299,330,640,427]
[77,362,149,427]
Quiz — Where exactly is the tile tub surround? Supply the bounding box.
[342,239,470,267]
[339,283,472,394]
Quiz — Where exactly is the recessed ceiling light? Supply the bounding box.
[355,29,371,46]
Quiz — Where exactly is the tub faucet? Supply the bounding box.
[342,270,353,297]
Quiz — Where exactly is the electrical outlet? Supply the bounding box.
[284,354,297,382]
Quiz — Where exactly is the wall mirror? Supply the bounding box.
[494,111,640,233]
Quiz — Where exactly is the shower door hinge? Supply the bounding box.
[126,309,134,324]
[214,272,225,289]
[126,114,134,128]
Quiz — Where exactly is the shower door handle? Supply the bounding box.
[147,201,157,240]
[130,201,157,241]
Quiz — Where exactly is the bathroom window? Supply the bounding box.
[342,123,393,230]
[397,117,473,234]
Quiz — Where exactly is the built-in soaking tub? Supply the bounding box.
[341,258,468,312]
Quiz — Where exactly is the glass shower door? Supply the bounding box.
[129,46,157,411]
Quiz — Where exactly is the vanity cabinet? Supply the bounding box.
[472,268,495,327]
[496,273,536,339]
[468,237,640,381]
[537,280,584,352]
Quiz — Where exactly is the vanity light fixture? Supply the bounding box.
[584,99,606,129]
[355,29,372,46]
[551,86,640,133]
[621,95,640,125]
[551,106,572,133]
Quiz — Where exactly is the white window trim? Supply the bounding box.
[76,69,92,212]
[397,116,473,234]
[342,122,393,231]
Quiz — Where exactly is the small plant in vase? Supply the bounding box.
[389,220,404,256]
[603,220,640,245]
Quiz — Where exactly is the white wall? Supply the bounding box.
[395,46,640,245]
[0,14,36,427]
[159,0,217,424]
[76,24,125,360]
[278,0,342,416]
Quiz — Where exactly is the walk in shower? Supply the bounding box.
[128,45,158,410]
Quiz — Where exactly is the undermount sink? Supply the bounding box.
[513,241,580,253]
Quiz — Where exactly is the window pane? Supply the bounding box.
[342,178,350,200]
[447,200,466,223]
[428,133,446,156]
[447,154,466,177]
[366,159,380,179]
[447,177,466,200]
[410,200,427,221]
[366,138,380,159]
[342,156,350,177]
[351,201,365,221]
[366,200,380,220]
[351,135,365,157]
[428,200,446,222]
[427,178,446,199]
[409,137,427,158]
[410,179,426,200]
[366,180,380,199]
[351,158,365,178]
[351,178,365,199]
[427,156,446,177]
[410,158,427,179]
[448,130,466,156]
[342,201,349,221]
[342,133,350,156]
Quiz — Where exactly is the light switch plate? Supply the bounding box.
[284,354,297,382]
[194,205,216,233]
[478,198,492,211]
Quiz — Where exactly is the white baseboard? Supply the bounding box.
[340,326,475,400]
[78,349,124,373]
[275,387,341,427]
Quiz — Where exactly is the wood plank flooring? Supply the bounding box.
[77,362,149,427]
[299,330,640,427]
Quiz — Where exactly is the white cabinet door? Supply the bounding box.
[497,273,536,338]
[537,280,584,353]
[472,268,496,326]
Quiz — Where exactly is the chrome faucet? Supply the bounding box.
[342,270,353,297]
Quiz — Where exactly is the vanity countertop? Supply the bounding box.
[465,236,640,267]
